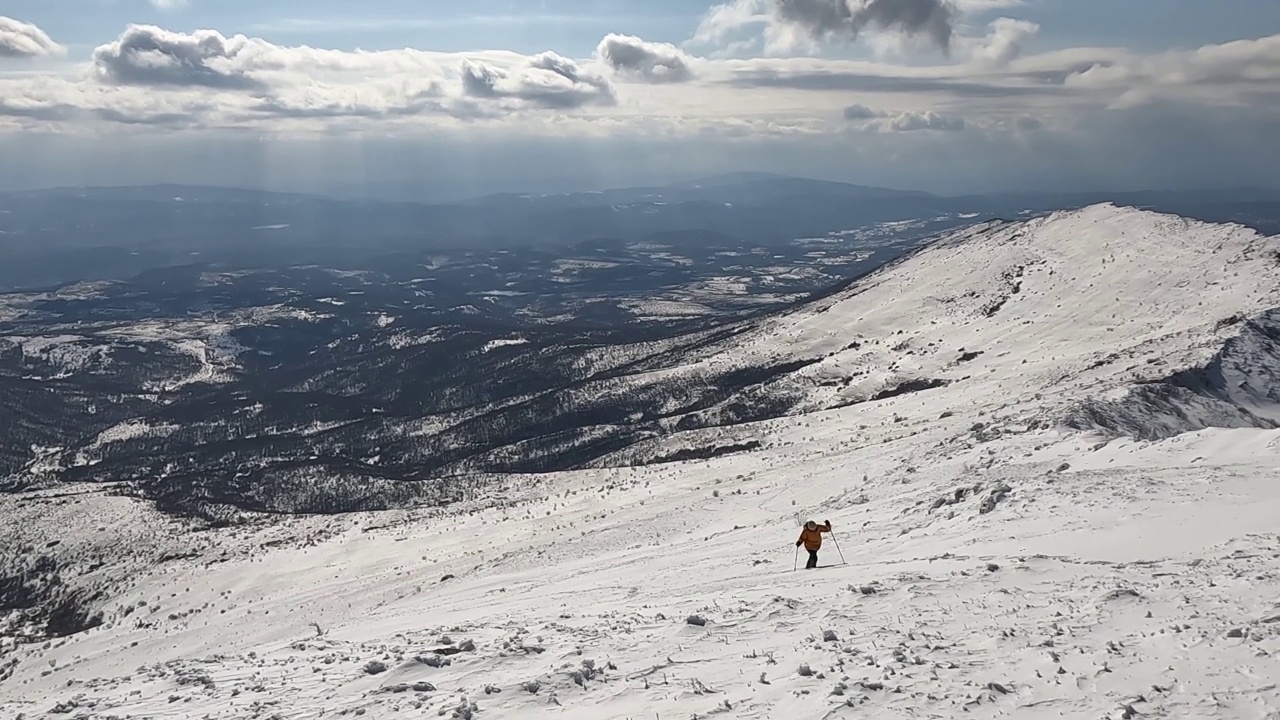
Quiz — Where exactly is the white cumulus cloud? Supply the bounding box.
[597,34,696,83]
[0,16,64,58]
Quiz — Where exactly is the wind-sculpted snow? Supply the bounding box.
[1064,309,1280,439]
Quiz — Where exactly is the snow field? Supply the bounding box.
[6,421,1278,719]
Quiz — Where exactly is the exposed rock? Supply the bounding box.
[979,484,1012,514]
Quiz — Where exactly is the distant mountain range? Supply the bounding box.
[1,173,1278,290]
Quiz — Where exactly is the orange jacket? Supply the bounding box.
[797,522,831,551]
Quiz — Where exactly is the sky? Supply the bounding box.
[1,0,1278,197]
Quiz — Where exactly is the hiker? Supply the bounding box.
[796,519,832,569]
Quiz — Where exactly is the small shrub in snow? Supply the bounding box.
[823,630,838,642]
[363,661,387,675]
[798,663,814,677]
[859,680,885,691]
[458,639,476,652]
[175,671,216,690]
[686,614,707,627]
[523,680,542,694]
[416,654,452,668]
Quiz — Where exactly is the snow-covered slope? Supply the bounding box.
[3,204,1280,720]
[682,203,1280,425]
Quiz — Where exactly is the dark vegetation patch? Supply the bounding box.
[870,378,951,402]
[1214,313,1246,331]
[644,440,763,466]
[826,377,952,411]
[0,240,883,520]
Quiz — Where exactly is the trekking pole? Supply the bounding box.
[829,529,847,565]
[793,545,800,572]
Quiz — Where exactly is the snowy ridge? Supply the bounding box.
[3,204,1280,719]
[655,203,1280,436]
[1064,309,1280,439]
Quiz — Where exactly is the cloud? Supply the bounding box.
[886,109,964,130]
[0,98,76,122]
[460,52,616,109]
[1063,34,1280,93]
[248,83,455,121]
[954,0,1026,11]
[773,0,955,51]
[597,34,695,83]
[842,102,965,131]
[0,22,1277,201]
[0,74,218,128]
[842,102,881,119]
[0,17,1275,193]
[151,0,188,9]
[0,99,202,128]
[693,0,956,55]
[92,25,267,90]
[5,87,1280,200]
[968,17,1039,66]
[690,0,770,48]
[724,59,1066,97]
[73,25,623,123]
[0,16,64,58]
